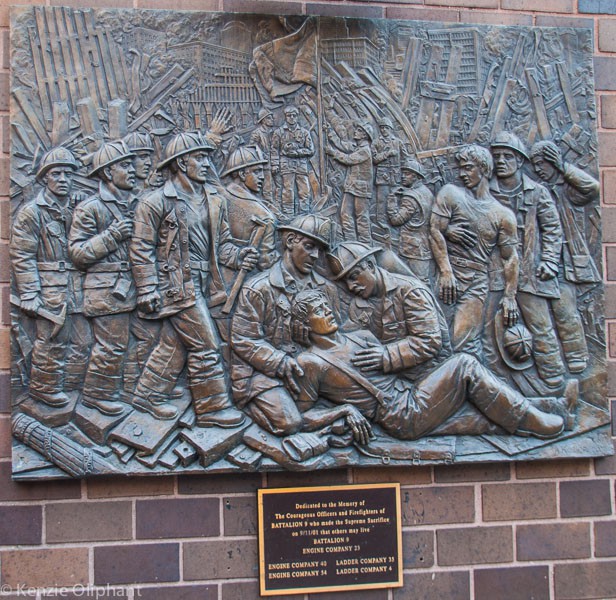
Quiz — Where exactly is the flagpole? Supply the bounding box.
[316,17,325,199]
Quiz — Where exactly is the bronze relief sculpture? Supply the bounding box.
[9,8,611,479]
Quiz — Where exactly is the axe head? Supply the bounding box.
[51,304,68,339]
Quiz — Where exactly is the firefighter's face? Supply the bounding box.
[133,151,153,180]
[44,167,74,197]
[241,164,265,193]
[184,150,211,183]
[109,159,136,190]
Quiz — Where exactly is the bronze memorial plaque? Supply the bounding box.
[258,484,402,595]
[9,7,612,480]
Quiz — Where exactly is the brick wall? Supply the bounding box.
[1,1,616,599]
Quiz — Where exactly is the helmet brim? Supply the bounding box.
[277,224,330,249]
[156,144,215,171]
[220,158,267,178]
[88,151,136,177]
[330,247,381,280]
[490,143,529,161]
[493,310,534,371]
[36,161,79,182]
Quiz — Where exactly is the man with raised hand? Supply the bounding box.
[530,140,601,375]
[327,122,375,244]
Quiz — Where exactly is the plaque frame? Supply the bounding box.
[257,483,403,596]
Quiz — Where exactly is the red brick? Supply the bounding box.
[595,57,616,91]
[309,590,388,600]
[535,14,595,27]
[87,475,174,498]
[501,0,574,11]
[560,479,612,517]
[0,72,7,111]
[0,414,10,457]
[223,496,257,536]
[596,441,616,474]
[94,543,179,585]
[402,529,434,569]
[516,459,590,479]
[135,586,217,600]
[352,466,432,485]
[602,96,616,129]
[136,498,219,539]
[594,520,616,556]
[605,284,616,318]
[1,115,8,155]
[0,243,10,283]
[0,157,9,195]
[266,468,347,489]
[517,522,590,560]
[555,561,616,600]
[482,482,557,521]
[1,2,46,29]
[0,371,10,412]
[427,0,497,7]
[437,526,513,566]
[29,590,134,600]
[475,566,549,600]
[306,2,384,18]
[386,6,459,22]
[1,286,9,326]
[402,486,475,525]
[600,132,616,168]
[611,364,616,391]
[0,198,9,239]
[183,539,258,580]
[458,9,533,24]
[603,170,616,204]
[434,462,510,483]
[221,581,299,600]
[138,0,219,8]
[1,30,8,70]
[599,19,616,52]
[0,328,10,369]
[1,548,88,587]
[179,472,261,494]
[0,461,81,501]
[607,247,616,278]
[393,571,470,599]
[0,505,42,545]
[46,501,132,543]
[222,0,304,14]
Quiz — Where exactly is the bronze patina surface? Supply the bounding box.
[9,7,611,479]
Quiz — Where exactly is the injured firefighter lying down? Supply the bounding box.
[287,289,567,444]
